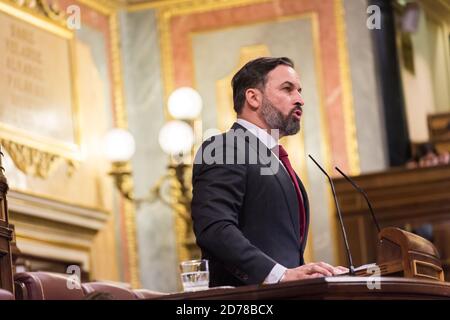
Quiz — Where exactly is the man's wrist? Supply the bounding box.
[278,269,287,283]
[264,264,287,284]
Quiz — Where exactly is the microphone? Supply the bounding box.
[308,155,355,275]
[335,167,381,234]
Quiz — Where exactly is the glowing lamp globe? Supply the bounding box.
[158,120,194,155]
[168,87,202,120]
[104,128,136,162]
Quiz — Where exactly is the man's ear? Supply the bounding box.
[245,88,262,110]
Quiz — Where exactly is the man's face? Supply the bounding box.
[259,65,304,136]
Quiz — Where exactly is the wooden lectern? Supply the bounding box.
[354,227,445,282]
[378,227,443,281]
[158,277,450,300]
[157,227,449,300]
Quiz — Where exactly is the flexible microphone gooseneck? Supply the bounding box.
[308,155,355,275]
[334,166,381,234]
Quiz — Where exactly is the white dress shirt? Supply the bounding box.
[236,118,288,284]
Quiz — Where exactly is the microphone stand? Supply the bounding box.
[308,155,355,275]
[335,167,381,233]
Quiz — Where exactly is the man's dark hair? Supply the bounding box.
[231,57,294,114]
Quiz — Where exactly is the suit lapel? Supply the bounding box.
[231,123,301,243]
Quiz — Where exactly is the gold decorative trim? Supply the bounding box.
[109,13,128,129]
[108,11,139,288]
[128,0,270,12]
[156,0,271,16]
[0,0,71,38]
[64,0,140,288]
[5,0,66,28]
[0,122,80,161]
[123,199,139,287]
[127,0,189,11]
[76,0,118,15]
[335,0,360,176]
[156,8,174,119]
[0,140,74,179]
[157,0,270,104]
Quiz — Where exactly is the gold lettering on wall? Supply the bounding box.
[0,11,76,146]
[4,23,46,121]
[3,22,57,137]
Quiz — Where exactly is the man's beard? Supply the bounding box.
[260,96,300,136]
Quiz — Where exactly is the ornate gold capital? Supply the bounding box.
[0,140,75,179]
[8,0,66,24]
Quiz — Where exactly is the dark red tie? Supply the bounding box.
[276,145,306,241]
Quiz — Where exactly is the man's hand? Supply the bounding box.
[280,262,349,282]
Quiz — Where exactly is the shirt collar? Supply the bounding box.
[236,118,278,150]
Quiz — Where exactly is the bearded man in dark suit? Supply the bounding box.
[191,57,347,287]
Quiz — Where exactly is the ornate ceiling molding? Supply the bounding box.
[7,0,66,24]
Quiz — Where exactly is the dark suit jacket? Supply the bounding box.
[191,122,309,287]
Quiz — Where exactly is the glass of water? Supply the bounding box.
[179,259,209,292]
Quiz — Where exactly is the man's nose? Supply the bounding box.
[294,92,304,107]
